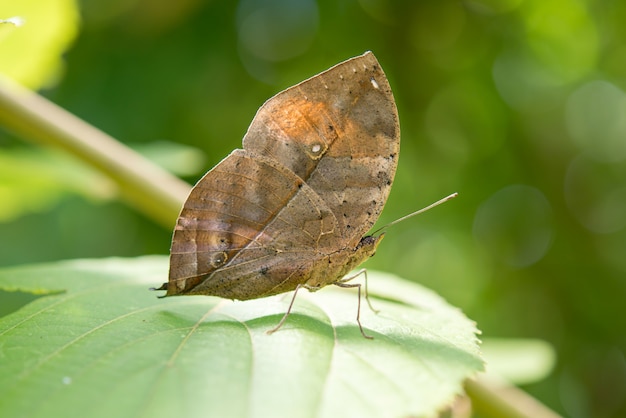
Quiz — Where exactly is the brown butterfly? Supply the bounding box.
[155,52,400,338]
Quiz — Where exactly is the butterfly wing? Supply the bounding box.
[168,149,340,298]
[243,51,400,249]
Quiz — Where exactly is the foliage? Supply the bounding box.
[0,0,78,87]
[1,0,626,416]
[0,258,482,418]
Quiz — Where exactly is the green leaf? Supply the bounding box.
[481,337,556,385]
[129,140,207,177]
[0,257,483,418]
[0,148,115,222]
[0,0,79,88]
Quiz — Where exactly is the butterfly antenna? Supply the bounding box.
[370,192,458,236]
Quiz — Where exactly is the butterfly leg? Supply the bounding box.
[333,280,373,339]
[336,268,379,314]
[334,269,376,339]
[266,284,303,335]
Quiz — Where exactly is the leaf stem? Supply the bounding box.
[466,374,562,418]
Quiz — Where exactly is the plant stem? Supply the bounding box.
[0,77,191,228]
[466,374,563,418]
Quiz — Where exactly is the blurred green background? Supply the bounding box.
[1,0,625,417]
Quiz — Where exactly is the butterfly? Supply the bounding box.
[155,52,399,338]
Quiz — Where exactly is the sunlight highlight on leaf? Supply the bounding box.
[0,0,79,88]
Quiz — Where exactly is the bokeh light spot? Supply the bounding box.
[410,2,465,52]
[465,0,523,15]
[493,0,598,109]
[236,0,318,63]
[522,0,598,84]
[565,81,626,163]
[425,80,507,162]
[358,0,396,25]
[473,185,553,267]
[564,155,626,233]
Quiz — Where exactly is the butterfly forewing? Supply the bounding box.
[243,52,399,246]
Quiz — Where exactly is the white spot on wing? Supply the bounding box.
[370,77,379,89]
